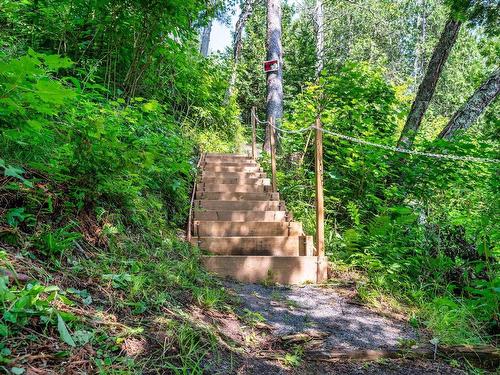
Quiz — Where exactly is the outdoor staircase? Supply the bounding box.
[190,153,328,284]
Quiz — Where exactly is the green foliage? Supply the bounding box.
[241,308,266,327]
[164,322,216,374]
[282,62,406,219]
[274,61,499,346]
[0,0,240,371]
[0,260,77,349]
[281,346,303,368]
[35,225,82,261]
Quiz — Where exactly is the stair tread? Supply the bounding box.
[189,153,324,284]
[193,210,291,222]
[202,255,328,284]
[196,184,270,193]
[195,192,279,201]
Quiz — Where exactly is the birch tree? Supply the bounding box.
[397,17,461,149]
[199,22,212,57]
[227,0,257,98]
[438,67,500,140]
[314,0,324,77]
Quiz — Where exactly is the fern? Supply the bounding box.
[346,201,361,227]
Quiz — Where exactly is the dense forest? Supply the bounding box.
[0,0,498,373]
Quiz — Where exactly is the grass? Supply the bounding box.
[241,309,266,327]
[329,259,495,347]
[0,173,232,374]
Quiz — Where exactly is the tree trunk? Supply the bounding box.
[438,67,500,139]
[226,0,256,99]
[199,21,212,57]
[397,17,461,149]
[264,0,283,153]
[314,0,324,77]
[413,0,427,88]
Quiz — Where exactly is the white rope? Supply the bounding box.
[317,127,500,164]
[259,120,499,164]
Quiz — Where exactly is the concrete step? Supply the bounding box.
[203,165,262,173]
[193,210,292,222]
[200,177,271,186]
[193,221,302,237]
[202,256,328,284]
[202,171,267,179]
[195,200,284,211]
[191,235,313,256]
[197,183,270,193]
[195,192,279,201]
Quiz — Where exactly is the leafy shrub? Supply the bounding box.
[275,61,499,345]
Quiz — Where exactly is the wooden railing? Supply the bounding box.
[250,107,325,257]
[186,152,204,243]
[251,106,257,160]
[314,117,325,257]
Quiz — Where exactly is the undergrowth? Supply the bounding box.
[0,44,242,374]
[271,63,499,348]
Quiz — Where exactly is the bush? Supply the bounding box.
[274,61,499,345]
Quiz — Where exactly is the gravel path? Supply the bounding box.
[227,282,418,351]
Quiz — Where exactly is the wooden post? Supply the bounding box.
[251,106,257,160]
[269,117,277,193]
[187,153,204,243]
[315,117,324,257]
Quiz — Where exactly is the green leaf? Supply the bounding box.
[57,314,75,347]
[44,285,60,293]
[11,368,25,375]
[26,119,43,131]
[3,165,25,179]
[0,324,8,337]
[34,79,75,105]
[5,207,27,227]
[1,164,33,187]
[42,54,74,71]
[3,311,16,323]
[73,330,92,346]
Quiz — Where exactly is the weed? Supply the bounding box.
[281,345,304,367]
[241,309,266,327]
[193,286,226,309]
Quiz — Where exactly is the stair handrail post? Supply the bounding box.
[269,116,278,193]
[315,117,325,257]
[251,106,257,160]
[187,152,204,243]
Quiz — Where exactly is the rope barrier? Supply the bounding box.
[254,118,500,164]
[317,126,500,164]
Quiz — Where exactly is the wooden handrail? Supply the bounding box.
[315,117,325,257]
[186,152,204,242]
[251,106,257,160]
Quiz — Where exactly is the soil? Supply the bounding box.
[227,282,418,351]
[202,280,477,375]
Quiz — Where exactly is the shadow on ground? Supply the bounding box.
[201,281,469,374]
[226,281,417,351]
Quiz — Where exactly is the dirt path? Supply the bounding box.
[227,282,417,351]
[209,281,470,374]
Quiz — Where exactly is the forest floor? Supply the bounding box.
[3,239,494,374]
[199,279,476,374]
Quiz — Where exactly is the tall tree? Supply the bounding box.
[227,0,257,98]
[397,17,461,148]
[438,67,500,139]
[199,22,213,57]
[413,0,427,87]
[314,0,324,77]
[264,0,283,151]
